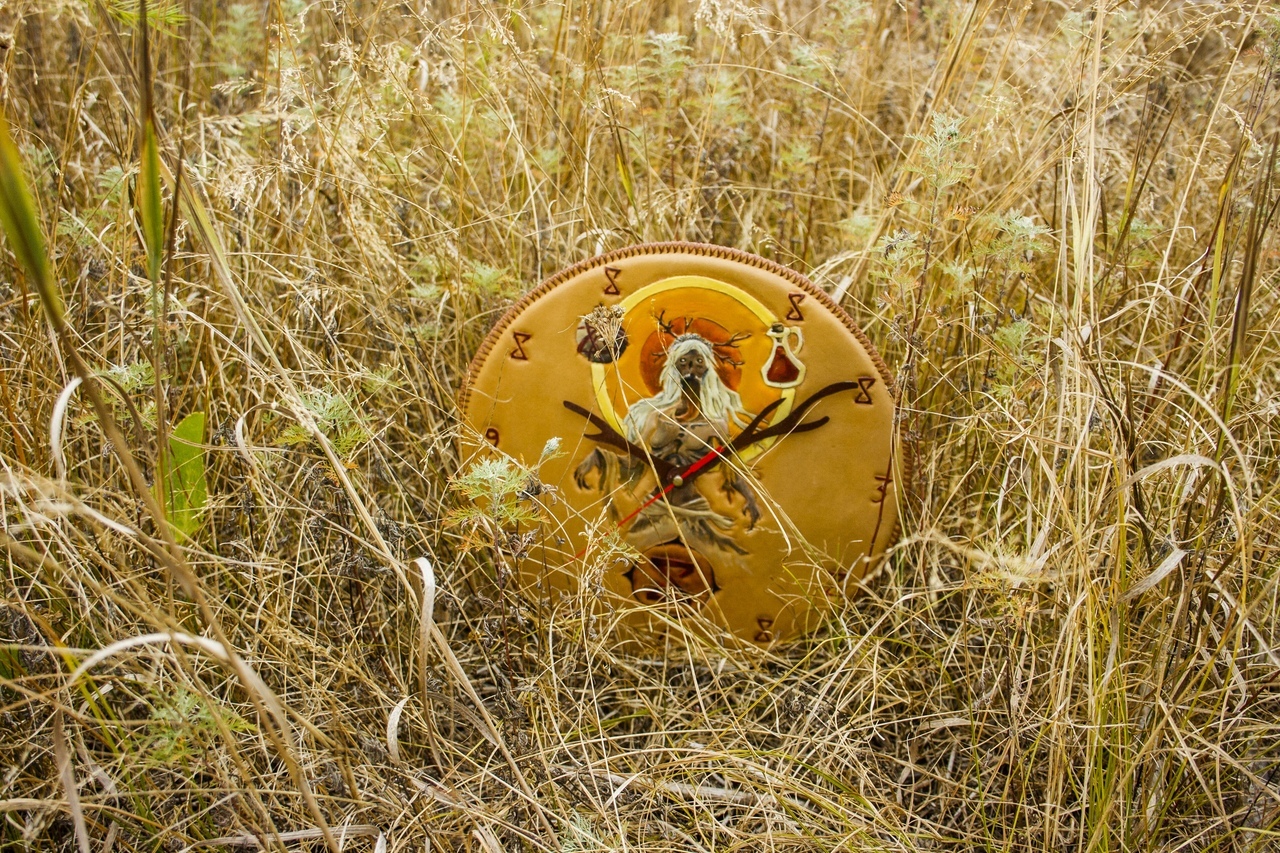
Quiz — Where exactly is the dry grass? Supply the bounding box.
[1,0,1279,850]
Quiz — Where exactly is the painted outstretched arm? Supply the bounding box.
[562,400,677,482]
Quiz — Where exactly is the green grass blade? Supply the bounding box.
[140,117,163,283]
[0,111,58,321]
[0,643,24,683]
[157,411,207,539]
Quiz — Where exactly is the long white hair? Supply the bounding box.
[623,335,750,442]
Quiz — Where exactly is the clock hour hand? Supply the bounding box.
[732,380,859,449]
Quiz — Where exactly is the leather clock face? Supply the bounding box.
[458,243,902,644]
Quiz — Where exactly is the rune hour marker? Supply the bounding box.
[872,472,892,503]
[603,266,622,295]
[785,292,806,321]
[510,331,532,360]
[853,376,876,404]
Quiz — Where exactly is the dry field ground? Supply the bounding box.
[1,0,1279,850]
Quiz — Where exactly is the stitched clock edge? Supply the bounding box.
[455,241,910,577]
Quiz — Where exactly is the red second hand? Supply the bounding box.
[573,443,724,561]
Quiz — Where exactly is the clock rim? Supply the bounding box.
[456,240,911,597]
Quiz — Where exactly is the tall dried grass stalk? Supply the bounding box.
[1,1,1278,851]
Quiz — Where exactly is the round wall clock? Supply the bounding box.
[457,243,902,644]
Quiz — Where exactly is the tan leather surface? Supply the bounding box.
[458,243,901,644]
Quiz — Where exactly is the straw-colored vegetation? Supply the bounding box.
[2,0,1278,850]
